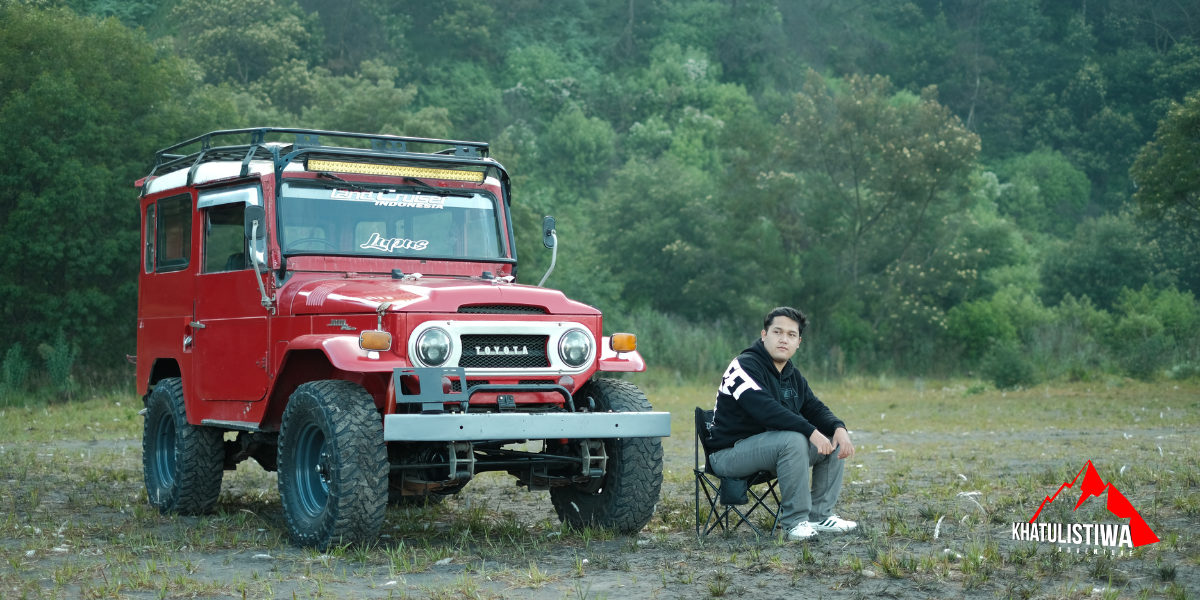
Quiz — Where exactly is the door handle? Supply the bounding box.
[189,321,206,329]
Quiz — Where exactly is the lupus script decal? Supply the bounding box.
[331,189,446,209]
[360,232,429,252]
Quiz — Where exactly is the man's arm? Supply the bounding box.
[797,377,845,435]
[799,376,853,457]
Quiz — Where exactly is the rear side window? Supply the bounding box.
[156,194,192,272]
[143,204,156,273]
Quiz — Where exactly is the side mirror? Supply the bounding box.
[542,216,556,249]
[244,205,267,240]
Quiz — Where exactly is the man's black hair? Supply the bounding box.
[763,306,807,334]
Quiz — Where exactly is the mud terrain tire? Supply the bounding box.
[142,378,224,514]
[550,379,664,533]
[278,381,388,549]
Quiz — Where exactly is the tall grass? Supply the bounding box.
[606,301,1200,386]
[604,307,747,383]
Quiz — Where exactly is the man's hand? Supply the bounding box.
[831,427,855,459]
[809,430,834,455]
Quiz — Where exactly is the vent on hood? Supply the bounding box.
[458,304,548,315]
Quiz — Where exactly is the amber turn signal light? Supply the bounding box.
[610,333,637,353]
[359,330,392,351]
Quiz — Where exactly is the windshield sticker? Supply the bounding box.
[360,233,430,252]
[331,189,445,209]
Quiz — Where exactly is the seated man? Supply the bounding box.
[708,307,856,541]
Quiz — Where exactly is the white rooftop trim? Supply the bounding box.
[145,160,304,196]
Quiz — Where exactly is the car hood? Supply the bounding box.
[283,276,600,315]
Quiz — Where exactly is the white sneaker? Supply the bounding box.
[810,515,857,533]
[785,521,818,541]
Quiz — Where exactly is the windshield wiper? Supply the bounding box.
[402,177,474,197]
[317,172,348,183]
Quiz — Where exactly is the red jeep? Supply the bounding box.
[135,128,669,548]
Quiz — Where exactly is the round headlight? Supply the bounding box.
[558,329,592,367]
[416,328,452,366]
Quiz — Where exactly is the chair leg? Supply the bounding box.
[696,472,727,536]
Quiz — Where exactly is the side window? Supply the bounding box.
[203,203,248,273]
[143,204,156,273]
[156,194,192,272]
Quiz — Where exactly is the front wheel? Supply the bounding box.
[550,379,664,533]
[142,378,224,514]
[278,381,389,549]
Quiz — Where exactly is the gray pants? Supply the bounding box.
[709,430,845,530]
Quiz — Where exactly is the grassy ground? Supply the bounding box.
[0,375,1197,599]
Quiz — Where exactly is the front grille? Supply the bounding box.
[518,379,554,386]
[450,379,490,392]
[459,334,550,368]
[458,304,548,314]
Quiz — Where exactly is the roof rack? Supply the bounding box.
[145,127,500,192]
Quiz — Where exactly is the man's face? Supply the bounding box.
[761,316,802,364]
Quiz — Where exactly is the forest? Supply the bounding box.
[1,0,1199,396]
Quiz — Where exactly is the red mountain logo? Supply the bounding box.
[1026,460,1159,548]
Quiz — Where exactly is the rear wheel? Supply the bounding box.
[278,381,388,549]
[142,378,224,514]
[550,379,664,533]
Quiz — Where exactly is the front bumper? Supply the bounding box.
[383,411,672,442]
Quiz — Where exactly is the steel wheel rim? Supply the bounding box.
[294,422,329,517]
[154,412,176,487]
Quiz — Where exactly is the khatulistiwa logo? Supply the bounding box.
[1012,460,1159,556]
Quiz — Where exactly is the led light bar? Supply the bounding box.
[308,159,485,183]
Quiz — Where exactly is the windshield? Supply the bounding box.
[279,182,506,260]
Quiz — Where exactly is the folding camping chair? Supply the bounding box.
[693,407,782,537]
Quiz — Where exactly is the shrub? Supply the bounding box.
[605,307,743,381]
[0,343,30,397]
[945,299,1016,360]
[981,340,1037,389]
[1112,314,1172,380]
[37,331,79,400]
[1116,285,1200,342]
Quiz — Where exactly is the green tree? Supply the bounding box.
[302,60,450,138]
[1131,91,1200,229]
[1039,214,1167,309]
[0,4,239,366]
[995,150,1090,237]
[172,0,322,85]
[769,72,981,335]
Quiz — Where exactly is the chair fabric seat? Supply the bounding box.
[694,407,781,536]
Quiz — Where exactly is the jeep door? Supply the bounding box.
[192,184,270,402]
[137,192,196,399]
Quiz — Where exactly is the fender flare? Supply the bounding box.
[285,334,410,372]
